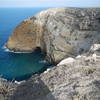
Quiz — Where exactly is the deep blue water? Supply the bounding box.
[0,8,51,81]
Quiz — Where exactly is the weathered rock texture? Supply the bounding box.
[3,8,100,100]
[6,17,44,52]
[6,8,100,62]
[1,44,100,100]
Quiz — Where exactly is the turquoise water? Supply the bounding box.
[0,8,51,81]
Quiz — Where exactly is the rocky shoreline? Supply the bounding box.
[1,8,100,100]
[0,44,100,100]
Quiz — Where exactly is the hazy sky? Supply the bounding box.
[0,0,100,7]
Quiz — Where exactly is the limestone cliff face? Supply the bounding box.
[6,8,100,62]
[6,17,45,52]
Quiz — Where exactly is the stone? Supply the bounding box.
[1,48,100,100]
[2,8,100,100]
[89,44,100,52]
[6,8,100,62]
[57,57,75,66]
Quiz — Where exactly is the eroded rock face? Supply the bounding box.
[6,8,100,62]
[6,17,45,52]
[1,45,100,100]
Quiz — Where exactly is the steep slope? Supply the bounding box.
[6,8,100,62]
[0,44,100,100]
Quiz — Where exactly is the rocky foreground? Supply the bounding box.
[0,44,100,100]
[1,8,100,100]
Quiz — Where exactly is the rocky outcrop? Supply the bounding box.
[1,44,100,100]
[5,17,45,52]
[3,8,100,100]
[6,8,100,62]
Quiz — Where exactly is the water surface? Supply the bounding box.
[0,8,51,81]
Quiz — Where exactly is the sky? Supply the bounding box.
[0,0,100,7]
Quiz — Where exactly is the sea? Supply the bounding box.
[0,8,52,81]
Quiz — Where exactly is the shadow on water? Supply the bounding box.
[9,76,56,100]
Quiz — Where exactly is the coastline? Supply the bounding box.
[3,45,33,54]
[0,8,100,100]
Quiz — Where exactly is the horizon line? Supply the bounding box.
[0,6,100,8]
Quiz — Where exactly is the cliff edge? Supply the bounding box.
[1,8,100,100]
[6,8,100,62]
[0,44,100,100]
